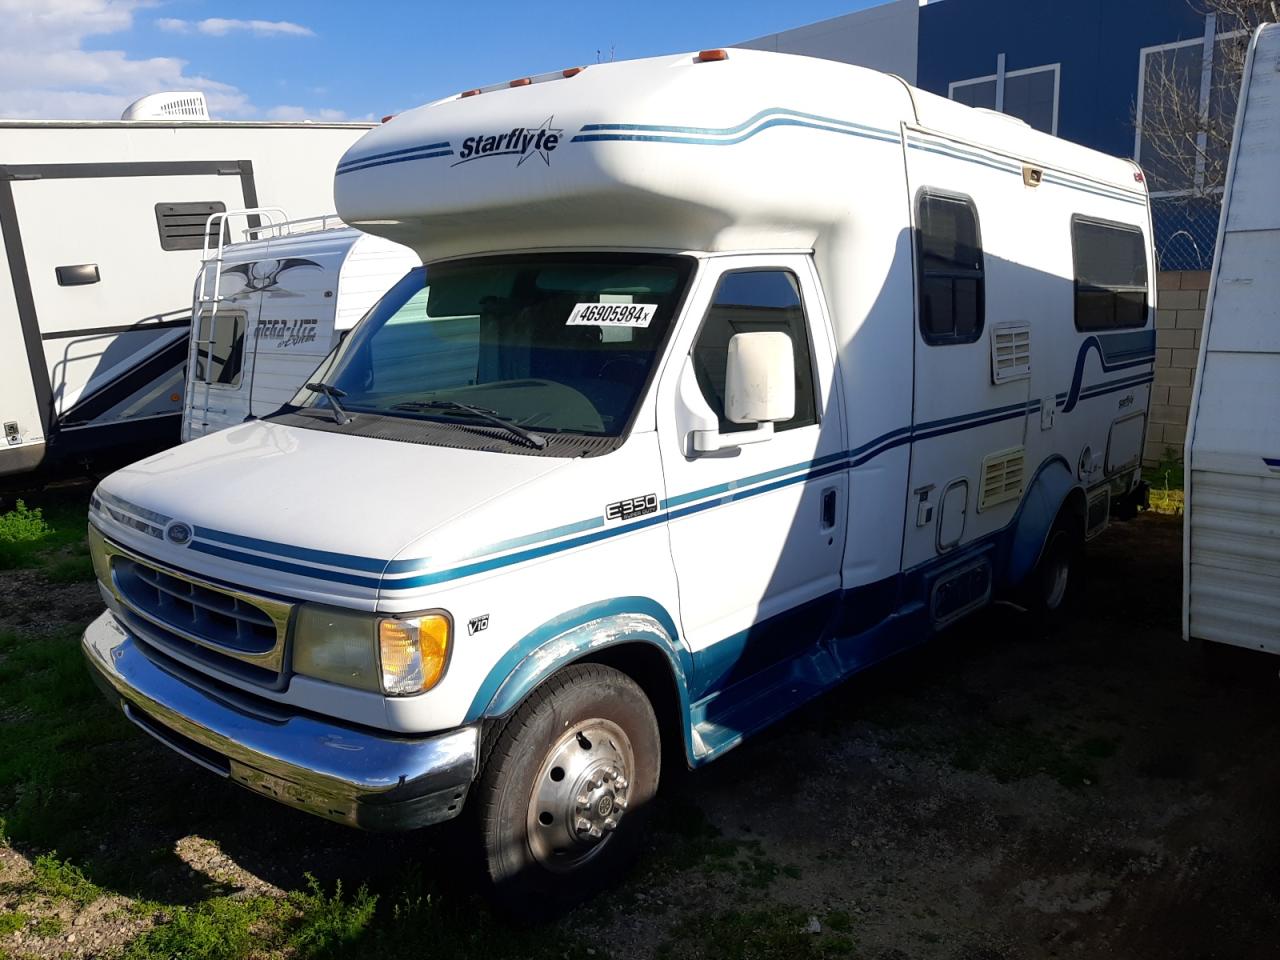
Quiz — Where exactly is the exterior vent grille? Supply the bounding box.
[979,446,1026,511]
[990,322,1031,383]
[155,202,227,251]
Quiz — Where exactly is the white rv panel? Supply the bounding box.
[1185,24,1280,654]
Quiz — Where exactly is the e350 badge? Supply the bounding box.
[605,493,658,522]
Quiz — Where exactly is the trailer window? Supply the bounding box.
[691,269,817,434]
[1072,218,1148,331]
[194,310,245,386]
[916,193,985,345]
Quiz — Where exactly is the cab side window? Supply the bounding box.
[917,192,985,345]
[691,269,818,434]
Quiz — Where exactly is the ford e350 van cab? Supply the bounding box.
[82,49,1154,908]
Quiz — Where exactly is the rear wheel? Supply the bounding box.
[474,663,660,917]
[1025,519,1080,624]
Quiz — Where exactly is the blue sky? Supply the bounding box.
[1,0,882,121]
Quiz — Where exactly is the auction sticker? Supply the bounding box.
[566,301,657,328]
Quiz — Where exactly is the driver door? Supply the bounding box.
[656,255,847,696]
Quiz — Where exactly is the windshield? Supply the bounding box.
[293,253,694,438]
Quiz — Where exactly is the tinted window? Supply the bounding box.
[195,310,245,386]
[691,270,817,434]
[917,193,985,345]
[1072,218,1149,331]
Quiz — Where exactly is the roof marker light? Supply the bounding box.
[460,89,481,98]
[510,77,532,87]
[696,49,729,62]
[380,114,395,124]
[563,67,584,78]
[1134,170,1146,183]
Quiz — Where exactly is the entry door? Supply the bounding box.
[656,255,847,693]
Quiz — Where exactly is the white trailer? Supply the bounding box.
[0,101,373,478]
[82,50,1154,908]
[1184,23,1280,655]
[183,215,417,440]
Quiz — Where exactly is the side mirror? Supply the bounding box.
[693,331,794,452]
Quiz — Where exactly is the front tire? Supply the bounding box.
[474,663,661,917]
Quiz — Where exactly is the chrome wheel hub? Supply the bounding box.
[1045,548,1070,610]
[527,718,634,872]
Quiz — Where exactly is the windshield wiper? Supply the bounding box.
[304,382,352,425]
[391,400,548,450]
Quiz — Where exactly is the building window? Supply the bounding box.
[1071,217,1149,332]
[1134,16,1246,198]
[916,192,985,346]
[691,270,818,434]
[949,57,1060,135]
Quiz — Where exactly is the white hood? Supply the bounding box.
[92,420,569,606]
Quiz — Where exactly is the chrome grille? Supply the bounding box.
[89,525,293,688]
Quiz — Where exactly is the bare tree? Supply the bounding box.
[1136,0,1279,198]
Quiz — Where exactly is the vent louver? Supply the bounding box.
[979,446,1026,511]
[990,322,1031,384]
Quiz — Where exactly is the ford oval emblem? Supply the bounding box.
[166,522,192,546]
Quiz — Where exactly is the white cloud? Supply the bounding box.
[0,1,339,119]
[157,17,314,38]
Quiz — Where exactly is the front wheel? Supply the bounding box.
[474,663,661,916]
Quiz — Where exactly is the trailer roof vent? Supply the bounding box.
[121,91,211,122]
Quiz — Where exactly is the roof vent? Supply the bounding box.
[121,91,211,122]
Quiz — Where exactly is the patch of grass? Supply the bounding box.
[0,500,50,569]
[0,628,133,850]
[947,720,1103,787]
[287,875,377,957]
[122,896,284,960]
[657,908,854,960]
[43,555,96,584]
[32,915,64,938]
[30,853,103,905]
[824,909,854,934]
[1144,448,1185,516]
[0,911,28,935]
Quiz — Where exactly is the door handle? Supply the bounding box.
[821,488,838,530]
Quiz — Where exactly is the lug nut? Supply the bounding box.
[589,825,603,839]
[575,817,592,833]
[603,817,618,831]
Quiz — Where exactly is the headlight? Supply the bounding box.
[293,605,451,696]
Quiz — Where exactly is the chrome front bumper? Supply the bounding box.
[82,610,478,831]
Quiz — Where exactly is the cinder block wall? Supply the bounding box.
[1146,270,1208,466]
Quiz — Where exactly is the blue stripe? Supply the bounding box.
[907,140,1021,176]
[579,108,898,141]
[337,141,451,171]
[335,149,454,176]
[173,337,1152,589]
[1265,458,1280,469]
[573,117,900,148]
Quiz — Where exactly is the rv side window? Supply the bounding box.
[195,311,245,387]
[916,192,985,345]
[691,269,818,434]
[1071,217,1148,331]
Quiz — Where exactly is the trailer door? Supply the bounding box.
[4,161,256,452]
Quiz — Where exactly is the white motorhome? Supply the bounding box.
[81,51,1154,908]
[0,94,373,478]
[1184,24,1280,655]
[182,215,417,440]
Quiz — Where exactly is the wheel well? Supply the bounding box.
[1058,486,1088,540]
[579,642,688,776]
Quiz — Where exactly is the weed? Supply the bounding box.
[825,909,854,933]
[43,555,96,584]
[287,875,378,956]
[30,854,103,905]
[32,916,64,937]
[0,911,28,936]
[122,896,284,960]
[0,501,50,569]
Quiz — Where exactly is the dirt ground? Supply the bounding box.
[2,507,1279,959]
